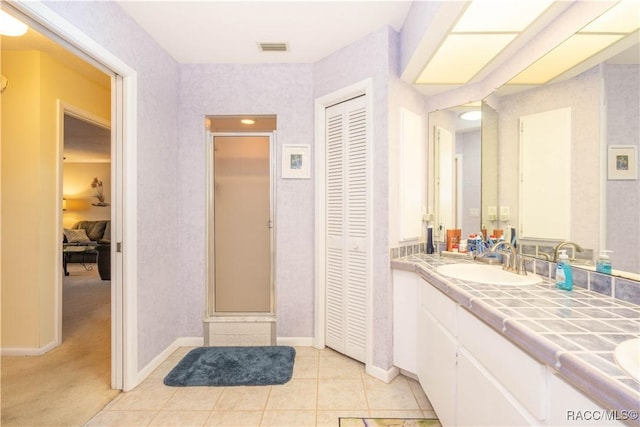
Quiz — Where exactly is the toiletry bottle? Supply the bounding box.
[596,250,612,274]
[555,250,573,291]
[426,225,435,254]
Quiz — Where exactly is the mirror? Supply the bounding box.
[491,39,639,279]
[428,102,491,244]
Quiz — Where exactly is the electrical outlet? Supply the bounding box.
[470,208,480,218]
[500,206,510,221]
[488,206,497,221]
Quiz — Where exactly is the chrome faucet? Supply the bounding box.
[489,241,526,275]
[553,241,583,262]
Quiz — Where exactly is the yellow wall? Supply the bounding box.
[63,163,111,229]
[1,50,110,351]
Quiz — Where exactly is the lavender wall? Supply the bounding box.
[177,64,315,338]
[314,27,394,369]
[605,64,640,274]
[42,1,182,369]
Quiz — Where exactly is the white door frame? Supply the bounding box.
[313,78,374,373]
[13,0,139,391]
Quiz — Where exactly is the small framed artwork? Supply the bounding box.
[608,145,638,180]
[282,144,310,179]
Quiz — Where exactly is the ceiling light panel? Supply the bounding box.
[508,33,625,84]
[417,34,516,84]
[580,0,640,34]
[453,0,554,32]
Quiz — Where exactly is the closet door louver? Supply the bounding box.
[325,95,368,363]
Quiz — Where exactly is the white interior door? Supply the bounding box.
[519,108,571,240]
[324,95,369,363]
[436,126,455,238]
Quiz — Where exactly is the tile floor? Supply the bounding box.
[86,346,440,427]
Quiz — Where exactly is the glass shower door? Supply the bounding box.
[213,135,272,313]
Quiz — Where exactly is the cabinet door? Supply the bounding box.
[457,349,537,426]
[393,270,418,373]
[325,96,369,363]
[417,306,457,426]
[546,373,625,427]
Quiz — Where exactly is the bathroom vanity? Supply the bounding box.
[392,254,640,427]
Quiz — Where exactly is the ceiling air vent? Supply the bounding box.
[258,42,288,52]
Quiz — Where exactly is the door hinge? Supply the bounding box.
[116,242,123,253]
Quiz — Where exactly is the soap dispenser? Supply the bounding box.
[596,250,613,274]
[555,250,573,291]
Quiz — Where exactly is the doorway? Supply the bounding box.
[204,116,277,346]
[1,0,139,393]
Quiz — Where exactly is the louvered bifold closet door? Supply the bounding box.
[325,95,369,363]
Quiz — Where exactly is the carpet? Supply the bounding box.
[339,418,440,427]
[163,346,295,387]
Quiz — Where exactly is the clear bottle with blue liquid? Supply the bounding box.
[555,250,573,291]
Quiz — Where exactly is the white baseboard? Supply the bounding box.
[366,363,400,383]
[276,336,314,347]
[1,340,58,356]
[133,336,204,390]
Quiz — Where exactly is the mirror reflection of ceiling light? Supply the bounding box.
[0,10,28,37]
[241,119,255,125]
[460,111,482,121]
[507,0,640,85]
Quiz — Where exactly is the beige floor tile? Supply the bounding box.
[205,410,262,426]
[148,410,210,426]
[214,386,271,411]
[318,347,341,357]
[317,379,368,411]
[163,387,224,410]
[294,346,320,357]
[368,409,429,418]
[85,410,158,426]
[149,358,183,379]
[108,379,176,411]
[293,355,319,379]
[318,355,364,379]
[408,379,433,411]
[260,410,317,426]
[423,410,440,420]
[363,376,420,410]
[265,379,317,410]
[316,410,369,427]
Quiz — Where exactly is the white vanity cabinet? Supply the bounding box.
[392,269,418,373]
[408,273,626,427]
[417,278,458,426]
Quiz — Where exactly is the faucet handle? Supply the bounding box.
[516,255,527,275]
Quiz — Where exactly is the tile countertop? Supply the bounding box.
[392,253,640,426]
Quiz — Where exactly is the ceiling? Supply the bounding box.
[2,0,638,159]
[116,1,412,64]
[64,115,111,163]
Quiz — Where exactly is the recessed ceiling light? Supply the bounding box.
[0,10,28,36]
[460,111,482,121]
[241,119,255,125]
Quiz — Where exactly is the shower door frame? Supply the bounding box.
[205,131,276,317]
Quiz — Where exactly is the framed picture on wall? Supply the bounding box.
[282,144,310,179]
[608,145,638,180]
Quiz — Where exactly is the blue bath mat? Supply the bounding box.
[163,346,295,387]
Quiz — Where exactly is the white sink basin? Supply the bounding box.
[615,338,640,382]
[436,263,542,286]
